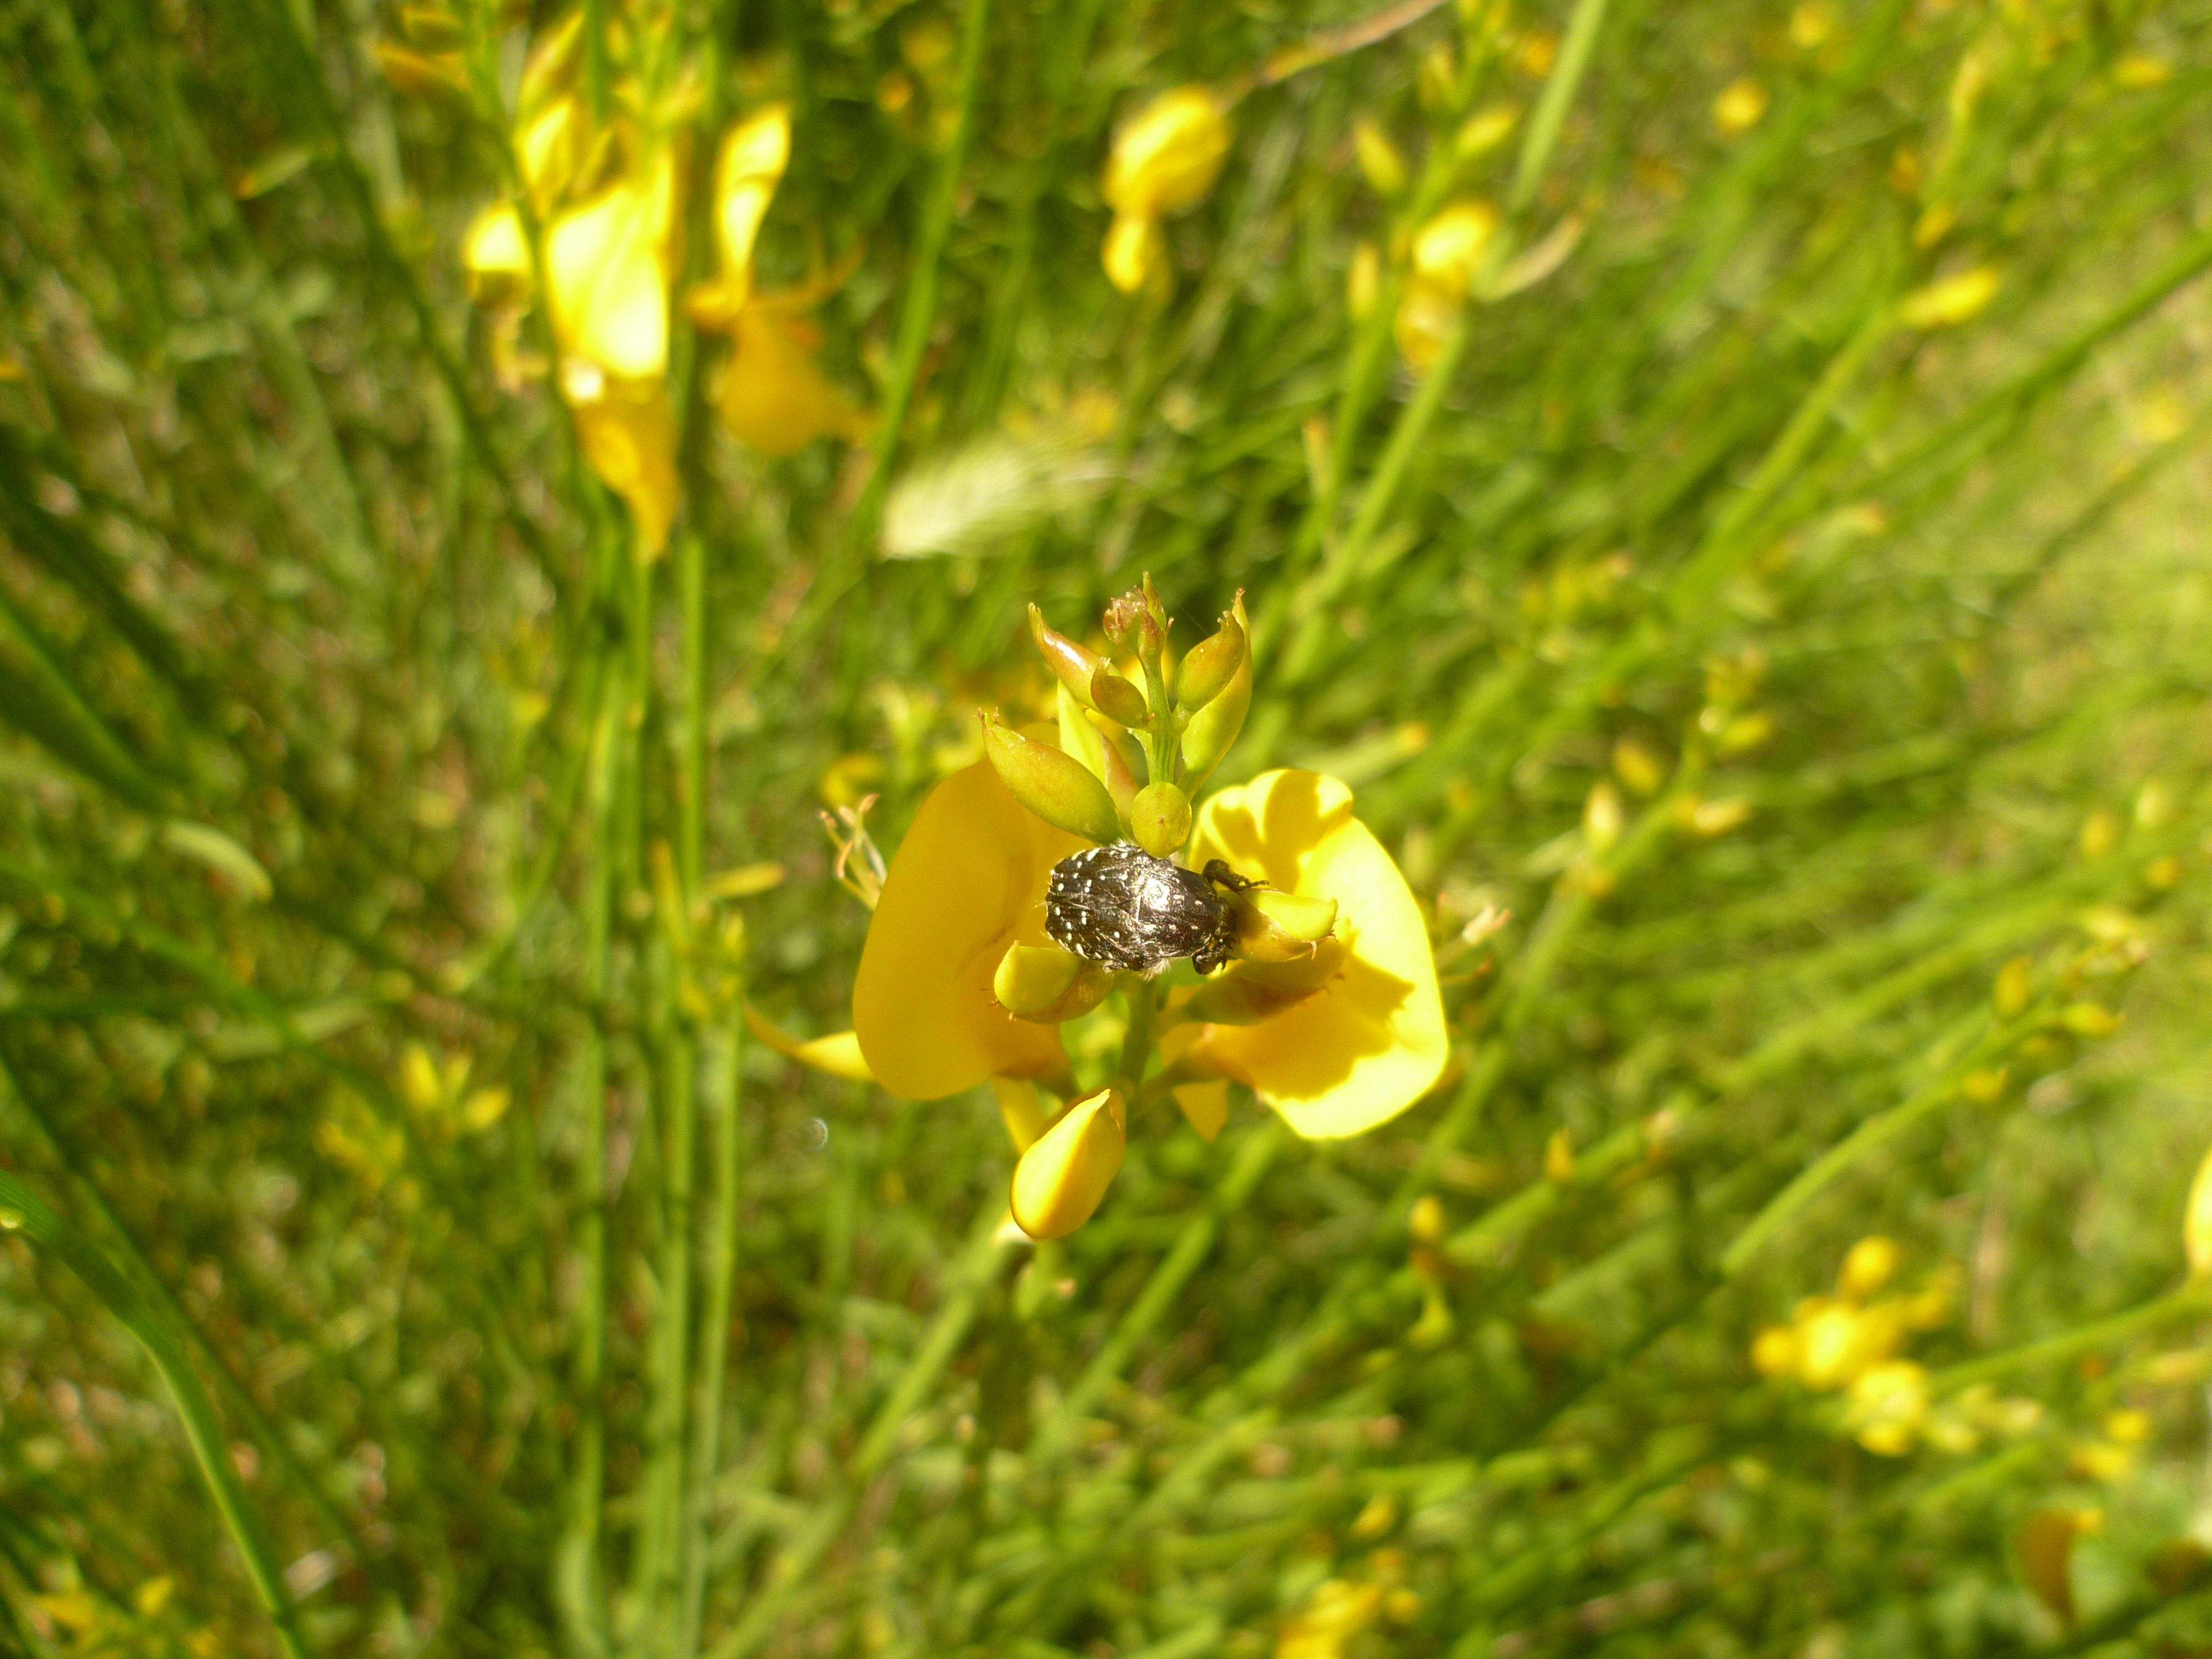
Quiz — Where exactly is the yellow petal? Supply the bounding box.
[1102,212,1163,294]
[1173,1078,1229,1141]
[712,106,792,303]
[566,373,680,555]
[517,96,583,214]
[1411,199,1500,295]
[463,202,533,304]
[2186,1138,2212,1276]
[1186,770,1447,1138]
[1010,1087,1126,1239]
[743,1002,875,1083]
[546,152,679,380]
[1900,265,2001,330]
[852,760,1079,1099]
[1104,86,1232,218]
[993,1076,1051,1152]
[716,309,873,456]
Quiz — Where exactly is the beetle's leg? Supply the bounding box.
[1202,858,1262,893]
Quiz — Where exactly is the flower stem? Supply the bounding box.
[1115,974,1157,1098]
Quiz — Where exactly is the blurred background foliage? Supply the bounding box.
[6,0,2212,1654]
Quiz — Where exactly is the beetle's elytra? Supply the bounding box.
[1044,844,1258,977]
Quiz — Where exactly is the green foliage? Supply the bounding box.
[3,0,2212,1654]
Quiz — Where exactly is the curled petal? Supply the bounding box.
[1186,770,1446,1138]
[853,761,1080,1098]
[709,106,792,310]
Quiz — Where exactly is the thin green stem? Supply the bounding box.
[0,1171,314,1659]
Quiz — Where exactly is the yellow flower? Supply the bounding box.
[851,760,1080,1099]
[1100,85,1232,293]
[1167,769,1447,1140]
[687,106,873,455]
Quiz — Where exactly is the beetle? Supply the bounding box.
[1043,843,1261,977]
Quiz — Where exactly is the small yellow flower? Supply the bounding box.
[546,150,681,384]
[1100,86,1233,293]
[1167,769,1448,1139]
[851,760,1081,1099]
[1713,77,1770,136]
[1844,1359,1929,1455]
[688,107,873,455]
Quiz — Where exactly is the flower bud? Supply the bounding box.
[1180,591,1251,789]
[1347,241,1382,320]
[1089,667,1151,728]
[1353,116,1408,198]
[2185,1139,2212,1277]
[1185,937,1348,1024]
[1103,86,1232,219]
[982,713,1121,844]
[1838,1236,1900,1301]
[1102,585,1150,652]
[1412,200,1501,296]
[1130,782,1193,857]
[1225,888,1337,964]
[1992,956,2033,1019]
[1583,780,1624,856]
[1030,603,1110,709]
[2058,1002,2120,1038]
[1102,212,1165,294]
[1900,265,2000,330]
[994,942,1113,1024]
[1010,1087,1126,1239]
[1175,608,1246,713]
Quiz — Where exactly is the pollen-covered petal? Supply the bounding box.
[853,761,1082,1099]
[1188,769,1446,1138]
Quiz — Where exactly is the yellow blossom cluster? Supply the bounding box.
[1753,1236,2038,1456]
[458,9,867,557]
[758,578,1447,1240]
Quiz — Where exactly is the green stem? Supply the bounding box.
[1930,1282,2212,1395]
[801,0,991,656]
[555,671,622,1659]
[1507,0,1609,214]
[681,1014,745,1658]
[0,1171,313,1659]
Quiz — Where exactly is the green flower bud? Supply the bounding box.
[994,942,1114,1024]
[1090,667,1152,728]
[1227,888,1337,964]
[1029,603,1109,709]
[1179,589,1251,789]
[983,713,1121,844]
[1130,781,1192,858]
[1173,607,1245,712]
[1011,1087,1126,1239]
